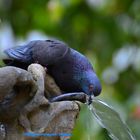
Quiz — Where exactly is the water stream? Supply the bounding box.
[88,98,136,140]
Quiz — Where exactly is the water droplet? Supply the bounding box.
[87,99,136,140]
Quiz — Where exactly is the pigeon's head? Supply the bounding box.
[80,70,102,97]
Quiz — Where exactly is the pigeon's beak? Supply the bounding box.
[87,93,94,105]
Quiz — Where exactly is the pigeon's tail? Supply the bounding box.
[2,45,32,69]
[4,45,32,63]
[3,59,29,69]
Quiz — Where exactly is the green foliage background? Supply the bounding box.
[0,0,140,139]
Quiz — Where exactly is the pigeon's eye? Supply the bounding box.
[89,85,94,91]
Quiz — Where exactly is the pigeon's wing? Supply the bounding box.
[3,40,69,66]
[32,40,70,66]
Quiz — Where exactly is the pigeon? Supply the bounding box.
[3,39,102,100]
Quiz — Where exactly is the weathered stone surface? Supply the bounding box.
[0,65,82,140]
[0,66,35,123]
